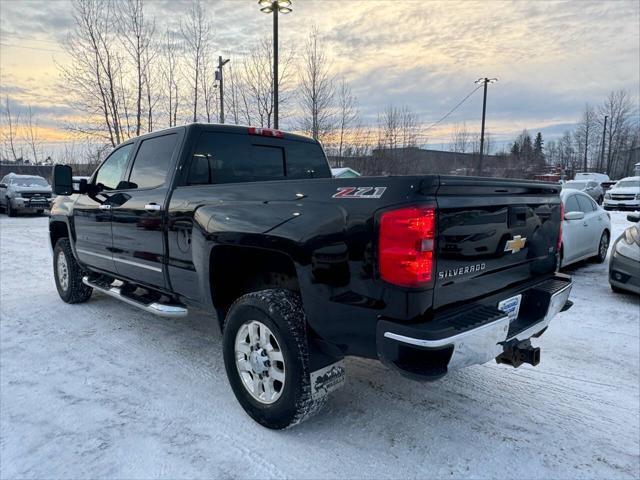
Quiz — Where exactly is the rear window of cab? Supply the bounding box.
[185,132,331,185]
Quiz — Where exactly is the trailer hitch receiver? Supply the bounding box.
[496,339,540,368]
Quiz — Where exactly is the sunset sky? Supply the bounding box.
[1,0,639,154]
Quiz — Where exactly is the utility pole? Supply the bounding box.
[216,56,230,124]
[475,77,497,175]
[599,115,608,173]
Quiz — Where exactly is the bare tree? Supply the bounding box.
[160,30,180,127]
[23,105,41,163]
[334,78,359,162]
[376,105,419,174]
[298,26,335,141]
[573,103,598,171]
[239,38,294,128]
[181,0,211,122]
[600,89,633,174]
[450,122,470,153]
[200,43,218,123]
[225,61,242,125]
[60,0,128,146]
[116,0,155,135]
[2,97,22,161]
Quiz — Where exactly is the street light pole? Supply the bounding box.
[273,7,278,129]
[475,77,497,175]
[258,0,292,130]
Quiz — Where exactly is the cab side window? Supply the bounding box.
[128,134,178,189]
[94,144,134,190]
[565,195,580,213]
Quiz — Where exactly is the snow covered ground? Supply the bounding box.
[1,212,638,479]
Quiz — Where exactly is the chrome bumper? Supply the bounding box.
[379,276,573,379]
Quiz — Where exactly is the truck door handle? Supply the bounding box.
[99,204,111,210]
[145,203,161,212]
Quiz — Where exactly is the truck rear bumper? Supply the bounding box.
[376,274,572,381]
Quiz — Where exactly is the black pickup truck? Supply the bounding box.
[50,124,573,429]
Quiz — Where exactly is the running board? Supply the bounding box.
[82,276,188,318]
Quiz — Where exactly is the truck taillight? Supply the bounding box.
[557,202,564,252]
[379,206,435,288]
[248,127,284,138]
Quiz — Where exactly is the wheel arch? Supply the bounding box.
[49,218,71,250]
[209,245,300,329]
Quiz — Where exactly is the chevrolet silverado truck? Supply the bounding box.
[49,123,573,429]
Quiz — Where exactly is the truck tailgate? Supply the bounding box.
[433,176,561,310]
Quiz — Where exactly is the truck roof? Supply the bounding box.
[131,123,317,144]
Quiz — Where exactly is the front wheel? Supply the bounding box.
[592,231,610,263]
[53,238,93,303]
[222,289,328,429]
[7,201,17,217]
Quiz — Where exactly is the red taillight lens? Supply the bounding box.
[557,202,564,252]
[248,127,284,138]
[379,206,435,288]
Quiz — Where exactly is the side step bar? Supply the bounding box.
[82,276,188,318]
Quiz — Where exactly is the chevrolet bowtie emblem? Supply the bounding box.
[505,235,527,254]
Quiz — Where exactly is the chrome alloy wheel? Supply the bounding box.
[234,320,286,404]
[57,252,69,291]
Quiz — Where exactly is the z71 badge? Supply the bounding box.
[332,186,387,199]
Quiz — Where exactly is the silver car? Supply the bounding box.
[0,173,53,217]
[609,212,640,294]
[563,179,604,204]
[559,190,611,268]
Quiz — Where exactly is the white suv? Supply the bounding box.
[604,176,640,211]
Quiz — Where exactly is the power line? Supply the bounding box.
[0,42,66,53]
[420,84,483,134]
[333,84,484,144]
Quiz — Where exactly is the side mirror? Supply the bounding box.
[78,178,89,194]
[53,164,74,196]
[627,212,640,223]
[564,211,585,221]
[0,183,7,188]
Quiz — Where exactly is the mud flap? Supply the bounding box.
[310,360,346,400]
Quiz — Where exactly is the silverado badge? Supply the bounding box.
[504,235,527,254]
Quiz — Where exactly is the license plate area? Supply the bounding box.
[498,294,522,322]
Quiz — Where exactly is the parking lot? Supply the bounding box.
[1,212,638,479]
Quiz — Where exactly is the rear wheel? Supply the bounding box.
[592,231,610,263]
[53,238,93,303]
[222,289,327,429]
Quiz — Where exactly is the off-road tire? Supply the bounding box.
[592,231,609,263]
[53,238,93,303]
[222,289,328,429]
[7,200,17,217]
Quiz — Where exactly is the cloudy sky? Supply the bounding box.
[1,0,639,152]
